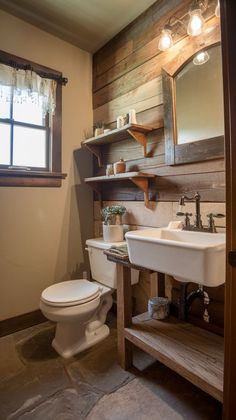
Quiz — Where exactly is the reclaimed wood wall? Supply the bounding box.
[91,0,225,335]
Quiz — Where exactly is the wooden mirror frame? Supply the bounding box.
[163,42,224,166]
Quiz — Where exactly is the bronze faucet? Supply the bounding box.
[177,192,203,230]
[177,192,224,233]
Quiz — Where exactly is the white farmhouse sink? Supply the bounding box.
[125,228,226,286]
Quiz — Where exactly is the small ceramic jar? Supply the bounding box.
[114,158,126,175]
[148,297,169,320]
[117,115,125,129]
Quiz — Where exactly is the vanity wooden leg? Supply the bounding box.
[116,264,133,369]
[150,271,165,297]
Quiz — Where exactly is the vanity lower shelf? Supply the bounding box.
[125,312,224,402]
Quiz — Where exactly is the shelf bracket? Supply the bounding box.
[131,177,149,207]
[127,129,147,157]
[83,144,102,167]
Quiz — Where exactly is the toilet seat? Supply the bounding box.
[41,279,100,307]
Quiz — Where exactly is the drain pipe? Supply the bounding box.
[178,283,210,323]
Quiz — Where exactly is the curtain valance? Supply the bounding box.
[0,63,57,116]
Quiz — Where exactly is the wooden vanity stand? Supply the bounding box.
[105,254,224,403]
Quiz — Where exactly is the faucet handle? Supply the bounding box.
[176,212,192,216]
[207,213,225,233]
[176,211,192,228]
[207,213,225,218]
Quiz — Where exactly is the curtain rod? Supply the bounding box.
[0,58,68,86]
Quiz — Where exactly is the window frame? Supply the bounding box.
[0,50,67,187]
[0,104,51,172]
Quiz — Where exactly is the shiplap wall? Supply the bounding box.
[91,0,225,334]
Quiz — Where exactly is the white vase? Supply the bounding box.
[102,223,124,242]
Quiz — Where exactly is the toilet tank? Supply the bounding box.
[86,238,139,289]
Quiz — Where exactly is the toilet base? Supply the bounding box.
[52,323,110,359]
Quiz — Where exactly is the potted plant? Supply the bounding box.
[101,205,126,242]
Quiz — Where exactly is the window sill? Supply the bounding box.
[0,169,67,187]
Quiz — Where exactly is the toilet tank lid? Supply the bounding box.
[86,238,126,250]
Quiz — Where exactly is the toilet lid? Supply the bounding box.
[41,279,100,307]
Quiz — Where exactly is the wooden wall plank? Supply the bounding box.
[94,7,217,93]
[93,0,186,77]
[93,17,220,108]
[93,77,163,125]
[138,158,225,175]
[92,0,225,335]
[93,40,133,78]
[135,105,164,127]
[103,106,164,131]
[95,153,224,177]
[96,130,164,164]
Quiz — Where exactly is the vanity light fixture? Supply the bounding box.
[158,0,221,52]
[187,6,205,36]
[158,25,174,51]
[193,50,210,65]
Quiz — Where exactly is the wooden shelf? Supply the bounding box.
[82,123,153,166]
[84,172,155,207]
[125,312,224,402]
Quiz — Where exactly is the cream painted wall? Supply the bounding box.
[0,10,93,320]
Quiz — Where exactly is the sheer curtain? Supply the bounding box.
[0,63,57,116]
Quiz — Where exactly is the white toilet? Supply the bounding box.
[40,238,138,359]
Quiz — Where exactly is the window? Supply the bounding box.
[0,50,67,187]
[0,89,50,170]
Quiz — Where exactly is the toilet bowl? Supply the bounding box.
[40,238,138,359]
[40,279,112,358]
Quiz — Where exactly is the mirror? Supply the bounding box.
[163,43,224,165]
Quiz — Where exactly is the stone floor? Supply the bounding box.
[0,314,222,420]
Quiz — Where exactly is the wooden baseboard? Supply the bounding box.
[0,310,47,337]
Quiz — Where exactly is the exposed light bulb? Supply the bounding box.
[215,0,220,18]
[193,50,210,65]
[187,8,205,36]
[158,27,173,51]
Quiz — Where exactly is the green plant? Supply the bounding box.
[94,121,104,129]
[101,205,126,225]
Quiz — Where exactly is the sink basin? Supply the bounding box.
[125,228,225,286]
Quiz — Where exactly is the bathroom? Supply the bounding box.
[0,0,235,418]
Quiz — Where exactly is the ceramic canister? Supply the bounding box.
[128,109,137,124]
[117,115,125,129]
[114,158,126,175]
[129,109,137,124]
[148,297,169,320]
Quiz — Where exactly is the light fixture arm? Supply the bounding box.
[162,16,186,38]
[190,0,208,12]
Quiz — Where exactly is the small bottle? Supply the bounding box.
[106,164,114,176]
[114,158,126,175]
[128,109,137,124]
